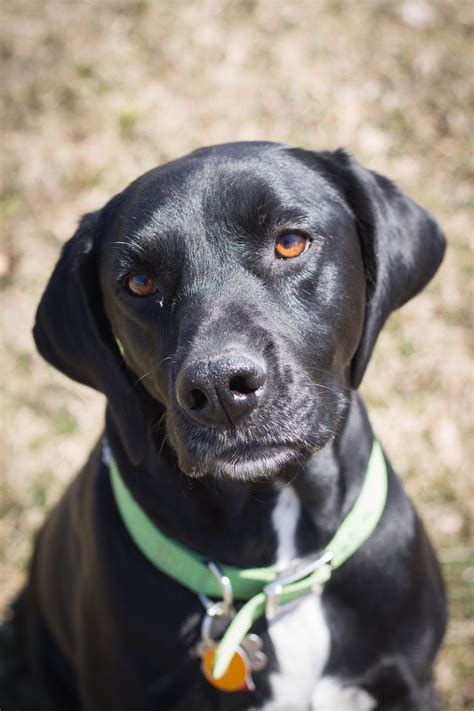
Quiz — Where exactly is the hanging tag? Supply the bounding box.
[241,633,267,672]
[201,643,255,692]
[198,563,266,692]
[199,633,267,692]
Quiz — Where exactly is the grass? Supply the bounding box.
[1,1,472,707]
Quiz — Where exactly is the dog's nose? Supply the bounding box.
[176,352,267,425]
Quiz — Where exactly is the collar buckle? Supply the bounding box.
[263,550,334,619]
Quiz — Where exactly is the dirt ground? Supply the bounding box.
[1,1,472,707]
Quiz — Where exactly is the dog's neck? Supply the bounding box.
[105,391,374,569]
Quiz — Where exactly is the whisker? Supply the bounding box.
[157,430,169,463]
[284,467,301,487]
[312,367,355,395]
[157,355,174,368]
[324,428,342,439]
[106,241,148,253]
[135,371,152,385]
[179,470,191,497]
[153,411,167,433]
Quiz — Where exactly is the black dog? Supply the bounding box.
[2,142,446,710]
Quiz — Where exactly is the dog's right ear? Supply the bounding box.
[33,209,147,465]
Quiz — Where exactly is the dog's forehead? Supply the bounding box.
[112,145,352,248]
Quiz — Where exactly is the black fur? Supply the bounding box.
[1,142,446,710]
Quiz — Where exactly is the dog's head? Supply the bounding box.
[33,142,445,479]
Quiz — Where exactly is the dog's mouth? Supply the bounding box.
[171,434,308,481]
[165,365,348,481]
[203,443,299,480]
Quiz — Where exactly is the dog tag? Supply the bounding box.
[240,633,267,672]
[199,633,267,692]
[201,643,255,692]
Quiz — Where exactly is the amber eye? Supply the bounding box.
[275,233,310,259]
[125,273,157,297]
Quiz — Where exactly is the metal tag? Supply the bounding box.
[240,633,267,672]
[197,562,267,692]
[201,643,255,692]
[199,633,267,693]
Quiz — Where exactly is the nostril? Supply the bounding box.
[177,354,266,424]
[189,388,208,411]
[229,375,263,396]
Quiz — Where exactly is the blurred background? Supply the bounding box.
[0,0,472,707]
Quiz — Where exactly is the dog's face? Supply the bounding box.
[99,144,366,478]
[33,142,445,479]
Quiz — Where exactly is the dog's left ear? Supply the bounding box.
[318,149,446,388]
[33,207,147,464]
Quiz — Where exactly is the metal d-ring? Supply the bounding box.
[198,562,235,648]
[207,561,234,612]
[198,562,234,614]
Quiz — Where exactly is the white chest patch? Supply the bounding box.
[266,487,376,710]
[312,676,376,710]
[271,486,300,570]
[267,487,330,708]
[266,593,330,709]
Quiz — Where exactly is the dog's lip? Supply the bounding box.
[215,443,292,462]
[208,443,299,479]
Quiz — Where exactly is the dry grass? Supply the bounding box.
[0,1,472,707]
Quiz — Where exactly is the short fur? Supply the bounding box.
[1,142,446,710]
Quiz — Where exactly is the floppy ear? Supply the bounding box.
[33,209,147,464]
[324,149,446,388]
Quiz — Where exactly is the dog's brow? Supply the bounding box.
[106,241,148,254]
[105,240,157,270]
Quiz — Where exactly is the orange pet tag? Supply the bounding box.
[201,644,255,692]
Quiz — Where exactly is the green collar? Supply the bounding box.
[108,440,387,679]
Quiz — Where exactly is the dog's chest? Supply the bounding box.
[266,487,329,708]
[266,487,375,711]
